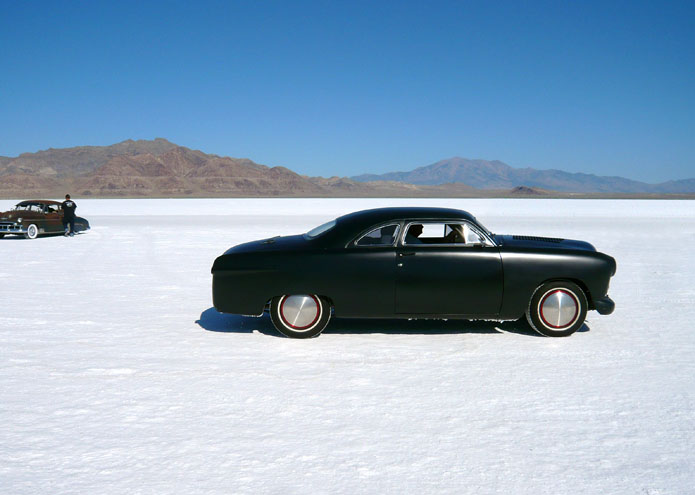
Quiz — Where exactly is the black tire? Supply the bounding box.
[526,281,587,337]
[270,294,331,338]
[25,224,39,239]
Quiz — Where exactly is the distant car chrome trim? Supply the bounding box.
[0,223,27,234]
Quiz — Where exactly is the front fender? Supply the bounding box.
[499,249,615,319]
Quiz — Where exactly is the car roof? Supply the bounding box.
[338,207,476,223]
[17,200,62,206]
[317,207,480,246]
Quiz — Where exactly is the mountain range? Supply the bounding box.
[1,139,693,198]
[0,139,477,198]
[352,157,695,194]
[0,139,325,197]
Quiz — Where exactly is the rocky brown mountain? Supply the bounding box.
[2,139,487,198]
[0,138,178,177]
[0,140,330,197]
[1,139,693,198]
[77,147,330,196]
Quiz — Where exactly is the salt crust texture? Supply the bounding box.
[1,198,693,495]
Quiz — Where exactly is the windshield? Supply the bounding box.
[304,219,336,239]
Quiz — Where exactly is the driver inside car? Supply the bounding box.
[405,224,424,244]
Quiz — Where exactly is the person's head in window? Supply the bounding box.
[445,224,465,243]
[405,224,424,244]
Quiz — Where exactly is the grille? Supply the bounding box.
[0,222,22,233]
[512,235,564,243]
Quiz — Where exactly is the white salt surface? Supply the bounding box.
[1,198,694,494]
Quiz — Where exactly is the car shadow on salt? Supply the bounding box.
[196,308,276,335]
[196,307,589,337]
[0,232,84,240]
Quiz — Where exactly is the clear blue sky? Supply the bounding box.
[1,0,693,182]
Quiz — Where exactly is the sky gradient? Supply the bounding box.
[1,0,693,182]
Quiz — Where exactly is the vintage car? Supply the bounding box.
[211,207,616,338]
[0,200,90,239]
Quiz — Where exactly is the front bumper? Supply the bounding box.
[0,223,27,235]
[594,295,615,315]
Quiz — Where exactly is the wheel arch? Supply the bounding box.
[266,293,334,309]
[534,277,593,310]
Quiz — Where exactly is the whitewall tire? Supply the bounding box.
[25,224,39,239]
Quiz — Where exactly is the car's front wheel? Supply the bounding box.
[270,294,331,338]
[526,281,587,337]
[25,224,39,239]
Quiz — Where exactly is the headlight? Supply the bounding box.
[17,218,22,223]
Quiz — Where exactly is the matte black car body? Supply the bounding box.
[211,207,616,337]
[0,200,90,239]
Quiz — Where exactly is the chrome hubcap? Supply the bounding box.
[280,295,320,330]
[539,289,579,329]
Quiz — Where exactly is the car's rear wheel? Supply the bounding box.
[526,281,587,337]
[270,294,331,338]
[25,224,39,239]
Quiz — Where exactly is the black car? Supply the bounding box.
[212,207,616,338]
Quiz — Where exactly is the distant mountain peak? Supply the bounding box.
[351,157,695,194]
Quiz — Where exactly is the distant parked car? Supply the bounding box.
[211,207,616,338]
[0,200,90,239]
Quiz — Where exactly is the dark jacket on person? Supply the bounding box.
[61,200,77,220]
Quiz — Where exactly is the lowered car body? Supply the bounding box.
[211,207,616,338]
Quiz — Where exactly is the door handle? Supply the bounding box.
[398,252,416,257]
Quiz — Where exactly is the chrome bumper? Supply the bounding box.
[0,223,27,235]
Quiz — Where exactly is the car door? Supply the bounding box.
[395,221,503,316]
[25,203,45,232]
[325,223,400,317]
[43,204,63,232]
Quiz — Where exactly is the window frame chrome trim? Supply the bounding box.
[400,220,497,248]
[349,222,403,248]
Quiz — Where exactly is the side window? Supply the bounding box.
[404,222,451,244]
[403,222,488,246]
[355,224,400,247]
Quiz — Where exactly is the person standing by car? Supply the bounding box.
[61,194,77,236]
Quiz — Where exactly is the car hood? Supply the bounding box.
[223,234,311,254]
[494,234,596,252]
[0,211,22,221]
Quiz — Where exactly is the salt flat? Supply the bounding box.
[1,198,694,495]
